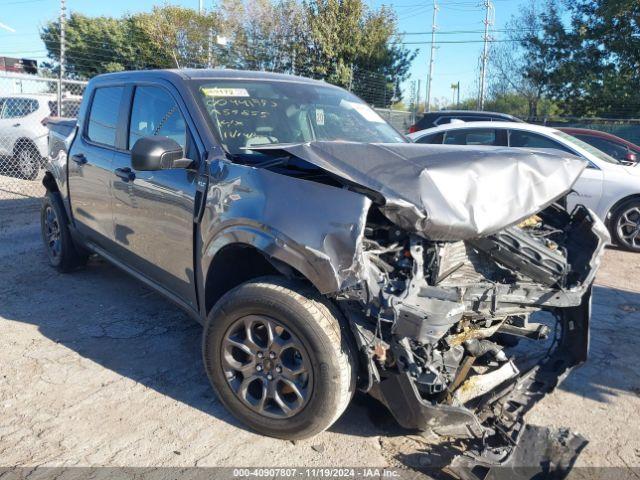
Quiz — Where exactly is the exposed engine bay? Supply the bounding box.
[338,201,606,478]
[348,202,603,407]
[245,141,609,478]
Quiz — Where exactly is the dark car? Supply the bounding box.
[42,69,605,475]
[408,109,523,133]
[559,127,640,164]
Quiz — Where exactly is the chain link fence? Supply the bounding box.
[0,73,86,206]
[374,108,414,134]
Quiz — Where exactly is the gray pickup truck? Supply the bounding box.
[44,69,607,476]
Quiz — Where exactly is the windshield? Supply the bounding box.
[554,130,621,164]
[193,79,406,159]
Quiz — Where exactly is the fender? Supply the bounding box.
[197,160,372,313]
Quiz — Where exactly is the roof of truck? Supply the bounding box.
[91,68,334,88]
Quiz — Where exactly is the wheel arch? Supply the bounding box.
[202,237,340,318]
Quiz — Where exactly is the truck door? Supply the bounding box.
[111,84,198,309]
[68,86,126,246]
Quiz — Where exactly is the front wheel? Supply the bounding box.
[202,277,356,440]
[611,199,640,252]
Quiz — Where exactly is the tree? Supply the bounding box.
[488,0,568,119]
[303,0,415,106]
[40,1,415,107]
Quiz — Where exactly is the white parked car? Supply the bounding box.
[0,93,80,180]
[409,121,640,252]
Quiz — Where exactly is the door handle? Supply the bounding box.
[114,167,135,182]
[71,153,87,165]
[12,123,20,127]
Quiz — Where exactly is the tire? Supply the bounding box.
[202,276,356,440]
[41,191,89,272]
[14,142,40,180]
[610,198,640,252]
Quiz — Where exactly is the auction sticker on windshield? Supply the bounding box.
[201,87,250,97]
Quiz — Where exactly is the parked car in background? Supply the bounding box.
[559,127,640,164]
[0,93,81,180]
[409,121,640,252]
[408,109,523,133]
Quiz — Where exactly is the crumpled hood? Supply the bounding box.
[251,141,587,240]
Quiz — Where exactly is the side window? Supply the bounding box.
[509,130,572,153]
[128,86,186,150]
[576,135,628,160]
[87,87,125,147]
[443,129,498,146]
[1,98,38,118]
[415,132,444,144]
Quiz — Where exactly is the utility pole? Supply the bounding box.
[451,82,459,108]
[58,0,66,109]
[199,0,204,14]
[416,79,421,116]
[478,0,493,111]
[425,0,438,113]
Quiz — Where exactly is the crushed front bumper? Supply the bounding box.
[373,286,593,479]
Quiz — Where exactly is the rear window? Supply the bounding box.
[443,128,498,146]
[0,97,39,119]
[87,87,125,147]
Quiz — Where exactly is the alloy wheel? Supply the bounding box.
[18,150,37,179]
[44,205,61,260]
[221,314,312,419]
[616,206,640,250]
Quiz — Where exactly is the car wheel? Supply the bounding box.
[41,192,89,272]
[202,277,356,440]
[15,145,40,180]
[611,199,640,252]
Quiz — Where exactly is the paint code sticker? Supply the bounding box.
[316,108,325,126]
[201,87,250,97]
[341,100,385,123]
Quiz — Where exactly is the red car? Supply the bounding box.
[559,127,640,164]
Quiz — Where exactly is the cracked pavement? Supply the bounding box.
[1,199,639,476]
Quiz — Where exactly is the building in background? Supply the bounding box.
[0,57,38,75]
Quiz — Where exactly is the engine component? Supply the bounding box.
[468,226,569,287]
[463,338,507,362]
[452,360,520,405]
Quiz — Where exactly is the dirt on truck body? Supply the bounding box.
[43,69,608,479]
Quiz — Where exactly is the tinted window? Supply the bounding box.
[129,86,186,150]
[415,132,444,144]
[0,97,38,119]
[87,87,125,147]
[443,128,498,146]
[575,135,629,160]
[509,130,572,153]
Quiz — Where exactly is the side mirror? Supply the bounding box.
[131,136,192,171]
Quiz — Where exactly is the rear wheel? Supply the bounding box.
[41,192,88,272]
[15,143,40,180]
[611,199,640,252]
[202,277,356,439]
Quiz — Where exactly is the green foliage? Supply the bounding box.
[39,1,414,107]
[497,0,640,118]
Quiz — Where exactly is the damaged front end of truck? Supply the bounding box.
[215,141,608,477]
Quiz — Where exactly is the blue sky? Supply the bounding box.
[0,0,531,102]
